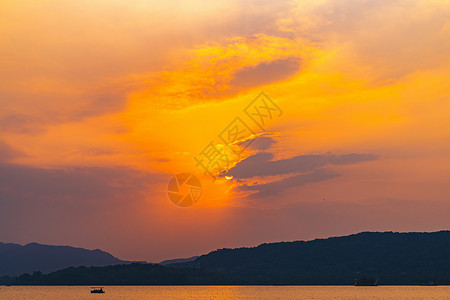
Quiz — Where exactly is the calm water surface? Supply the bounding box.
[2,286,450,299]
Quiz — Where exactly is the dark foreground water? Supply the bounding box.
[2,286,450,299]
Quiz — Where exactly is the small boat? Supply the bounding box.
[354,276,379,286]
[90,287,105,293]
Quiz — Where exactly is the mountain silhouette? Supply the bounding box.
[6,231,450,285]
[159,256,199,266]
[0,242,125,276]
[170,231,450,284]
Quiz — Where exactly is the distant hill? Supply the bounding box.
[0,242,125,276]
[171,231,450,285]
[6,231,450,285]
[159,256,199,266]
[7,263,225,285]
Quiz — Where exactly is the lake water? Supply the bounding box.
[1,286,450,299]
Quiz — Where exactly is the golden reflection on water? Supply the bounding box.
[2,285,450,300]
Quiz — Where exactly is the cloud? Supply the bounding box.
[226,151,378,196]
[0,0,297,119]
[0,163,163,204]
[229,58,300,90]
[0,114,45,135]
[0,162,167,249]
[281,0,450,81]
[0,162,175,261]
[238,169,339,196]
[0,141,27,163]
[130,34,302,109]
[226,152,378,179]
[0,87,131,137]
[1,0,449,263]
[247,135,277,150]
[68,90,130,121]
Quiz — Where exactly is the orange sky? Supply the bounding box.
[1,0,450,262]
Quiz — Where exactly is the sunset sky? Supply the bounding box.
[1,0,450,262]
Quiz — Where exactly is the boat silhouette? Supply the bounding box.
[90,287,105,293]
